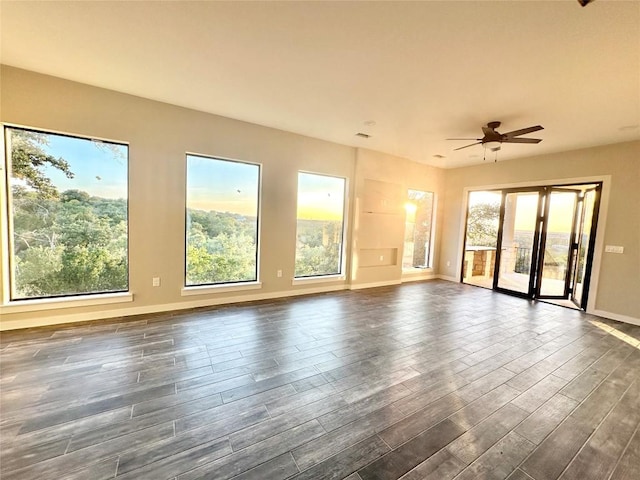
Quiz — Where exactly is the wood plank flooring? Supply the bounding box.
[1,280,639,480]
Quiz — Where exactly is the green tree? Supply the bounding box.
[294,220,342,276]
[12,195,128,297]
[466,202,500,247]
[13,245,63,297]
[9,129,74,199]
[409,192,433,267]
[186,217,257,284]
[11,191,59,253]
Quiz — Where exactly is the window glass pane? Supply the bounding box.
[403,190,434,269]
[295,172,345,277]
[185,155,259,285]
[5,127,128,300]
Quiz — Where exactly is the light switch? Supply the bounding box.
[604,245,624,254]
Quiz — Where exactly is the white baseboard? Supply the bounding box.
[401,273,437,283]
[590,309,640,326]
[0,284,348,331]
[437,275,459,282]
[349,280,402,290]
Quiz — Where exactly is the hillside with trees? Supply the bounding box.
[295,219,342,277]
[185,210,257,285]
[11,189,128,298]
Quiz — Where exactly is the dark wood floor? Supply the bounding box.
[1,280,639,480]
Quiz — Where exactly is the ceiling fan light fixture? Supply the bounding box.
[484,141,501,151]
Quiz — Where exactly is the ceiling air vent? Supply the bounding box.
[355,132,371,138]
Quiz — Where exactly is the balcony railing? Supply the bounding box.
[514,247,531,274]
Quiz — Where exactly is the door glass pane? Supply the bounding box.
[497,192,539,294]
[462,191,501,288]
[573,190,596,302]
[540,191,576,296]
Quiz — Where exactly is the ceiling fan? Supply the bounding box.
[447,121,544,152]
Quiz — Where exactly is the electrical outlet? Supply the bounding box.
[447,261,451,267]
[379,255,384,261]
[152,277,161,287]
[277,270,282,278]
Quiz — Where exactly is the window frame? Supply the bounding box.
[293,170,348,280]
[1,124,130,304]
[183,152,262,289]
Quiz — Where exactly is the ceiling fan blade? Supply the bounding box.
[502,137,542,144]
[503,125,544,138]
[446,138,480,141]
[454,142,482,151]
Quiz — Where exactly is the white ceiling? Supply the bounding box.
[1,1,639,168]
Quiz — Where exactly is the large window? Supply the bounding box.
[185,155,260,285]
[4,126,128,300]
[403,189,434,269]
[295,172,346,278]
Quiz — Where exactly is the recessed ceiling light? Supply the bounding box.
[364,120,376,127]
[355,132,371,138]
[433,154,446,159]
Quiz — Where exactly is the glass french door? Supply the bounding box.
[463,183,601,309]
[536,189,579,298]
[570,187,599,307]
[494,190,543,297]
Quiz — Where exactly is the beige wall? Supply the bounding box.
[439,141,640,321]
[350,149,444,286]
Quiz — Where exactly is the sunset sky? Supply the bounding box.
[14,132,346,222]
[187,156,345,220]
[187,155,259,216]
[296,172,345,221]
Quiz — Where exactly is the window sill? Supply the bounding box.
[0,292,134,314]
[181,281,262,296]
[402,267,434,274]
[292,275,346,286]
